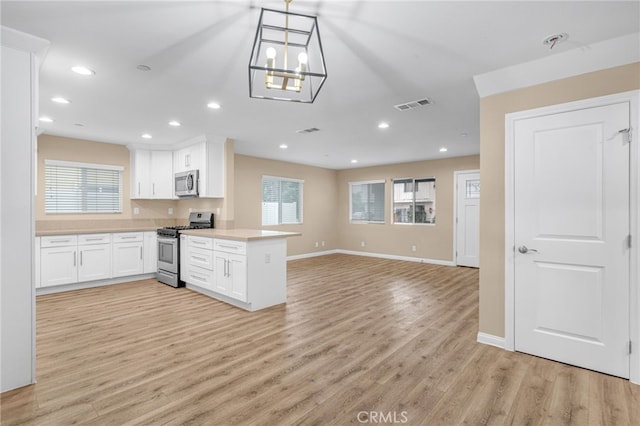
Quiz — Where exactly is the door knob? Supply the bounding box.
[518,245,538,254]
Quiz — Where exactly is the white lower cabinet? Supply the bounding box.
[182,235,286,311]
[143,231,158,274]
[180,235,189,283]
[214,252,247,302]
[112,233,144,278]
[78,234,112,282]
[41,245,78,287]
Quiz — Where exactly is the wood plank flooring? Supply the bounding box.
[1,254,638,425]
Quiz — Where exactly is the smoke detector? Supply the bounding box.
[542,33,568,50]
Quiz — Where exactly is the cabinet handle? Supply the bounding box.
[140,247,143,260]
[85,237,103,241]
[192,240,206,246]
[80,251,83,266]
[74,251,77,266]
[152,183,155,195]
[192,255,207,262]
[138,182,141,196]
[51,239,71,244]
[218,244,239,251]
[120,236,138,240]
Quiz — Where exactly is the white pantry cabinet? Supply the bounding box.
[130,149,173,199]
[112,232,144,277]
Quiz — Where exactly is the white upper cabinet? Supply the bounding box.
[172,135,224,198]
[130,149,173,199]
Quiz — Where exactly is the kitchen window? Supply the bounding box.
[349,180,385,223]
[45,160,123,214]
[262,176,303,225]
[392,177,436,224]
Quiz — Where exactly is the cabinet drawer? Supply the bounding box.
[214,239,246,255]
[41,235,78,248]
[186,265,214,290]
[188,246,213,270]
[112,232,143,243]
[78,233,111,245]
[188,235,213,250]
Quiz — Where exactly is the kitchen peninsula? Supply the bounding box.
[179,229,301,311]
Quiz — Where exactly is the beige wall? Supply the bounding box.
[479,62,640,337]
[234,154,339,256]
[336,155,480,261]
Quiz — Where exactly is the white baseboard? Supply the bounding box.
[287,250,339,261]
[477,332,505,349]
[335,249,455,267]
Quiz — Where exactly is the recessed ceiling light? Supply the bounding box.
[351,159,358,164]
[378,122,390,129]
[168,120,181,127]
[279,144,288,149]
[136,64,151,72]
[460,132,468,137]
[51,97,71,104]
[71,66,95,76]
[141,133,152,139]
[439,147,448,152]
[39,117,54,123]
[207,102,221,109]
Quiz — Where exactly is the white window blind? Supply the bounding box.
[262,176,303,225]
[45,160,123,214]
[349,180,385,223]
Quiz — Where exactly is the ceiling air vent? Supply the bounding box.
[393,98,432,112]
[296,127,320,134]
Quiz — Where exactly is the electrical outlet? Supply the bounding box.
[189,208,193,213]
[412,245,417,252]
[133,207,140,215]
[168,207,173,215]
[361,241,366,247]
[315,242,319,248]
[321,241,325,247]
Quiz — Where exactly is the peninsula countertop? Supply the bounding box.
[179,228,302,241]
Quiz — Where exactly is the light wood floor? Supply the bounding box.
[1,254,638,425]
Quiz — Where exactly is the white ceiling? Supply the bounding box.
[2,1,639,170]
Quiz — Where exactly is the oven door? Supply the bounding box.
[157,236,178,274]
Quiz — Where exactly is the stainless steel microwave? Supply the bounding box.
[175,170,199,197]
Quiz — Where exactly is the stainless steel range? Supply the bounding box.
[157,212,214,287]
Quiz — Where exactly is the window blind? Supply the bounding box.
[262,176,303,225]
[45,160,123,214]
[350,181,385,223]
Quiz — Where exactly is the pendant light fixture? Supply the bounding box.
[248,0,327,103]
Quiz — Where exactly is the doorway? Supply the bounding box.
[504,90,640,383]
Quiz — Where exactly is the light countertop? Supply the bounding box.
[36,227,160,237]
[180,228,302,241]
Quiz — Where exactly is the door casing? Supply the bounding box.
[504,90,640,384]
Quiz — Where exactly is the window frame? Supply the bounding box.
[261,175,304,226]
[349,179,386,224]
[392,176,436,225]
[44,159,124,214]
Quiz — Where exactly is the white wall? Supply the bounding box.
[1,28,49,393]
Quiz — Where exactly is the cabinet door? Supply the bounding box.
[112,242,144,277]
[214,252,229,295]
[228,254,247,302]
[78,244,111,282]
[143,232,158,273]
[41,246,77,287]
[150,151,173,199]
[131,150,151,198]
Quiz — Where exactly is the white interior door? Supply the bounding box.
[514,102,630,378]
[456,171,480,267]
